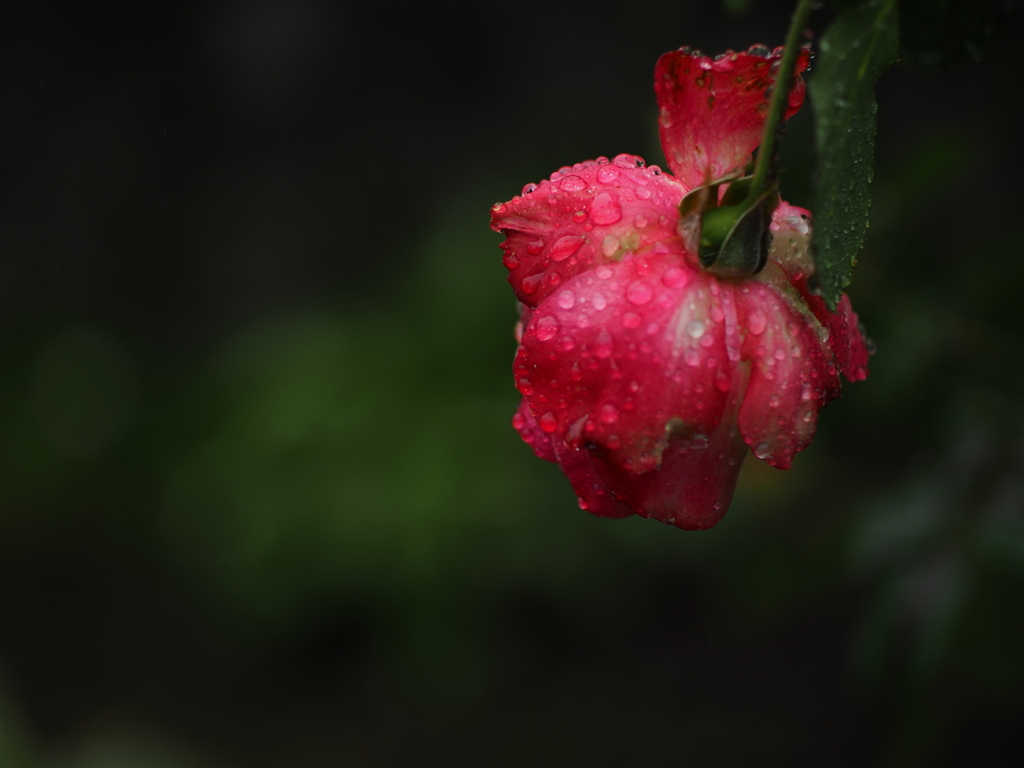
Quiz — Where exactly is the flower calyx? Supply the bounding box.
[678,170,779,278]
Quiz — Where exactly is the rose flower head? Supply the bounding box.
[490,45,870,530]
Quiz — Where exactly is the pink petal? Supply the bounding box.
[515,255,734,471]
[735,262,842,470]
[654,46,811,189]
[769,203,871,383]
[588,368,748,529]
[490,156,686,308]
[511,396,556,463]
[552,441,634,519]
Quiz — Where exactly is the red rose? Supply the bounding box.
[492,45,869,529]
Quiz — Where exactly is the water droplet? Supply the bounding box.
[684,349,701,367]
[597,165,620,183]
[633,214,649,228]
[549,235,585,262]
[613,153,642,168]
[540,412,558,433]
[600,404,620,424]
[571,362,582,381]
[626,280,653,305]
[774,348,786,361]
[768,395,781,408]
[521,182,538,195]
[622,312,642,329]
[753,442,773,460]
[602,236,620,257]
[747,309,767,335]
[557,290,576,310]
[502,252,520,270]
[594,330,613,358]
[607,434,622,449]
[595,265,613,280]
[577,497,589,510]
[535,316,558,341]
[511,412,525,430]
[687,320,706,339]
[520,273,543,295]
[492,203,508,214]
[572,210,588,223]
[710,305,724,323]
[559,175,587,192]
[714,370,731,392]
[635,187,652,200]
[662,267,690,289]
[591,293,607,311]
[590,192,622,225]
[517,377,533,395]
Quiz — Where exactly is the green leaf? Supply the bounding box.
[809,0,899,309]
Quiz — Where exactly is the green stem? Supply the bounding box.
[745,0,817,205]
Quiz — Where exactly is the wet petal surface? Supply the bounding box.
[491,156,685,308]
[654,46,810,189]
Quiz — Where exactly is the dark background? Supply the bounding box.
[1,1,1023,766]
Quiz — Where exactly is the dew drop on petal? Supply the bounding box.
[769,395,781,408]
[626,281,653,305]
[607,434,622,449]
[559,175,587,192]
[590,192,623,225]
[600,404,620,423]
[602,236,620,257]
[549,235,585,262]
[597,165,620,183]
[535,316,559,341]
[747,309,768,335]
[595,265,613,280]
[687,320,706,338]
[714,370,731,392]
[594,330,613,358]
[592,293,607,311]
[520,273,543,296]
[662,267,690,289]
[578,497,589,510]
[557,290,576,309]
[710,305,725,323]
[511,412,525,430]
[517,377,533,395]
[684,349,701,367]
[572,210,588,223]
[753,442,773,461]
[540,412,558,433]
[622,312,642,329]
[561,335,575,351]
[635,187,652,200]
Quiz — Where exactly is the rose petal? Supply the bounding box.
[735,262,842,469]
[654,46,811,189]
[515,255,736,476]
[768,202,871,383]
[552,441,634,519]
[490,156,685,308]
[512,396,556,463]
[589,372,748,529]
